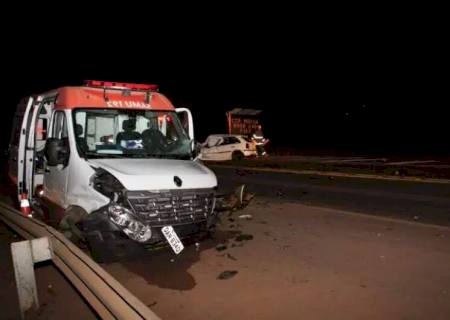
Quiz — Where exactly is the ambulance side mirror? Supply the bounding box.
[175,108,194,141]
[192,141,202,159]
[45,138,70,167]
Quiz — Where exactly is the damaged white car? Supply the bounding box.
[199,134,257,161]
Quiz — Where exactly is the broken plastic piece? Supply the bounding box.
[217,270,238,280]
[235,234,253,242]
[216,243,227,252]
[215,184,255,212]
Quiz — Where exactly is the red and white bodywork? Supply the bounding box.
[8,81,217,254]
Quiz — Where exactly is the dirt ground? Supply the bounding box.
[104,199,450,320]
[2,198,450,319]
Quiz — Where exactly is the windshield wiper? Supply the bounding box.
[82,151,124,159]
[146,153,191,160]
[82,151,191,160]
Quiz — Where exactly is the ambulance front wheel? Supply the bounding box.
[59,206,88,247]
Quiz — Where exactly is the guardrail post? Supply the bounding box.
[1,201,160,320]
[11,237,53,319]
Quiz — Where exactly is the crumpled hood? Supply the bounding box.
[88,158,217,191]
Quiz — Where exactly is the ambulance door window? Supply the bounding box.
[35,104,51,153]
[35,114,48,172]
[52,112,68,139]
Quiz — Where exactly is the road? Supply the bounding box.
[212,166,450,227]
[2,167,450,319]
[103,201,450,320]
[257,155,450,168]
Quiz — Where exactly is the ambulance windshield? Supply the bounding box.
[73,109,192,159]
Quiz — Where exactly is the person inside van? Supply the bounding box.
[142,123,168,153]
[116,119,142,148]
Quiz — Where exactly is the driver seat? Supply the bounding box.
[116,119,141,146]
[142,128,167,151]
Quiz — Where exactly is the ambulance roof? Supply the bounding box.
[51,85,175,111]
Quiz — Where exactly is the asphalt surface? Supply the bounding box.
[2,164,450,319]
[211,166,450,227]
[104,201,450,320]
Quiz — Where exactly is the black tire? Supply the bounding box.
[79,211,147,263]
[85,231,146,263]
[232,151,244,161]
[59,206,88,246]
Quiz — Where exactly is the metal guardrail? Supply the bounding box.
[0,201,161,320]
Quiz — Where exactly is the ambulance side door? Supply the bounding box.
[43,111,69,207]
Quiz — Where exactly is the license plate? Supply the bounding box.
[161,226,184,254]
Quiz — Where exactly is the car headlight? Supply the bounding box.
[107,204,152,242]
[108,204,132,227]
[124,222,152,242]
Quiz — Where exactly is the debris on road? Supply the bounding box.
[235,234,254,242]
[215,184,255,212]
[243,192,255,205]
[47,284,55,295]
[238,214,253,220]
[216,243,228,251]
[227,253,237,261]
[413,216,420,220]
[217,270,238,280]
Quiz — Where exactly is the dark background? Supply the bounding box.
[1,6,448,157]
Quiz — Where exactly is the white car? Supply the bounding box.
[200,134,257,161]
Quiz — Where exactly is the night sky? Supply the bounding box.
[1,8,448,157]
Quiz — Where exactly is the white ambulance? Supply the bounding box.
[8,80,218,261]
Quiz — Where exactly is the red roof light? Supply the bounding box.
[85,80,158,91]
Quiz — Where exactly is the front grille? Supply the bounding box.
[126,189,215,226]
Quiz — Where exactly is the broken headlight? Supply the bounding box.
[108,204,132,226]
[108,204,152,242]
[123,221,152,243]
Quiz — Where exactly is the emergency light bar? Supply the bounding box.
[85,80,159,91]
